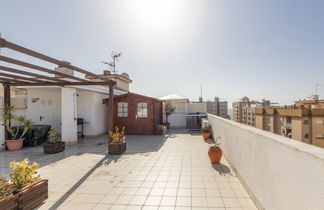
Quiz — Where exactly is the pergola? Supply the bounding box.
[0,38,116,146]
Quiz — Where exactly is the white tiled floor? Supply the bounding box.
[1,130,258,209]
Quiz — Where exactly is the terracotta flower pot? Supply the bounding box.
[202,132,211,140]
[208,146,222,164]
[5,139,24,151]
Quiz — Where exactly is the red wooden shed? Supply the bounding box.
[111,93,163,135]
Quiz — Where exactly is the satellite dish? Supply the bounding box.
[121,73,130,79]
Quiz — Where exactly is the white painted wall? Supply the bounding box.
[162,102,208,128]
[77,90,108,136]
[61,88,77,145]
[163,101,187,128]
[208,114,324,210]
[16,88,62,132]
[0,87,61,150]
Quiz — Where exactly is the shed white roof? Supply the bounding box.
[159,94,188,101]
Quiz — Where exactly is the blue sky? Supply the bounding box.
[1,0,323,105]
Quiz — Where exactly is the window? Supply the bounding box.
[117,102,128,117]
[304,133,309,139]
[137,102,148,118]
[303,120,308,125]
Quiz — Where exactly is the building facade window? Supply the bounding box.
[304,133,309,139]
[137,102,148,118]
[117,102,128,117]
[303,120,308,125]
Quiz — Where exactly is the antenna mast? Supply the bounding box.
[102,51,122,74]
[315,84,320,100]
[199,85,203,102]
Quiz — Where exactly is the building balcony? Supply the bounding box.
[208,114,324,210]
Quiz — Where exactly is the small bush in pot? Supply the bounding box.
[156,124,167,135]
[109,126,126,155]
[0,177,18,209]
[9,158,48,209]
[208,137,222,164]
[44,129,65,154]
[2,104,32,151]
[201,124,212,140]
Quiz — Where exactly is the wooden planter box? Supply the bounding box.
[15,179,48,210]
[109,142,126,155]
[0,194,19,210]
[44,142,65,154]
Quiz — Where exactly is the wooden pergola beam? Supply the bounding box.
[0,72,56,84]
[0,77,28,84]
[0,65,67,83]
[0,55,88,82]
[1,38,112,82]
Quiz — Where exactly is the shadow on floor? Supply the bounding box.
[46,154,121,210]
[212,163,233,176]
[0,133,170,177]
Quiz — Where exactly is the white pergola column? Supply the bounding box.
[61,87,78,145]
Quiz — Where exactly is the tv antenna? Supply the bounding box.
[315,83,321,96]
[102,51,122,74]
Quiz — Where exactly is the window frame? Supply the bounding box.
[137,102,148,118]
[117,102,128,118]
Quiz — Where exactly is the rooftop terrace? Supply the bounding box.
[2,115,324,210]
[0,129,256,210]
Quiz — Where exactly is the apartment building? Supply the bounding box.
[206,97,228,119]
[232,97,271,126]
[255,99,324,148]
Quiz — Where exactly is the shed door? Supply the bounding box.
[135,102,150,134]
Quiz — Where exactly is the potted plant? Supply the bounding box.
[208,137,222,164]
[0,177,18,210]
[109,126,126,155]
[9,158,48,209]
[164,100,175,129]
[156,124,167,135]
[44,129,65,154]
[201,124,212,140]
[2,104,32,151]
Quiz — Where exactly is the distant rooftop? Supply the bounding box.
[159,93,188,101]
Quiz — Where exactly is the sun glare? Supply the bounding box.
[126,0,184,31]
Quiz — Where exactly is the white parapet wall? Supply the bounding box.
[208,114,324,210]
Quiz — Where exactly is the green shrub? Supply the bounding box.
[9,158,40,189]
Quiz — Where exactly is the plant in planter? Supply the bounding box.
[208,137,222,164]
[156,124,167,135]
[201,124,212,140]
[0,177,18,210]
[109,126,126,155]
[9,158,48,209]
[2,104,32,151]
[44,129,65,154]
[164,100,175,129]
